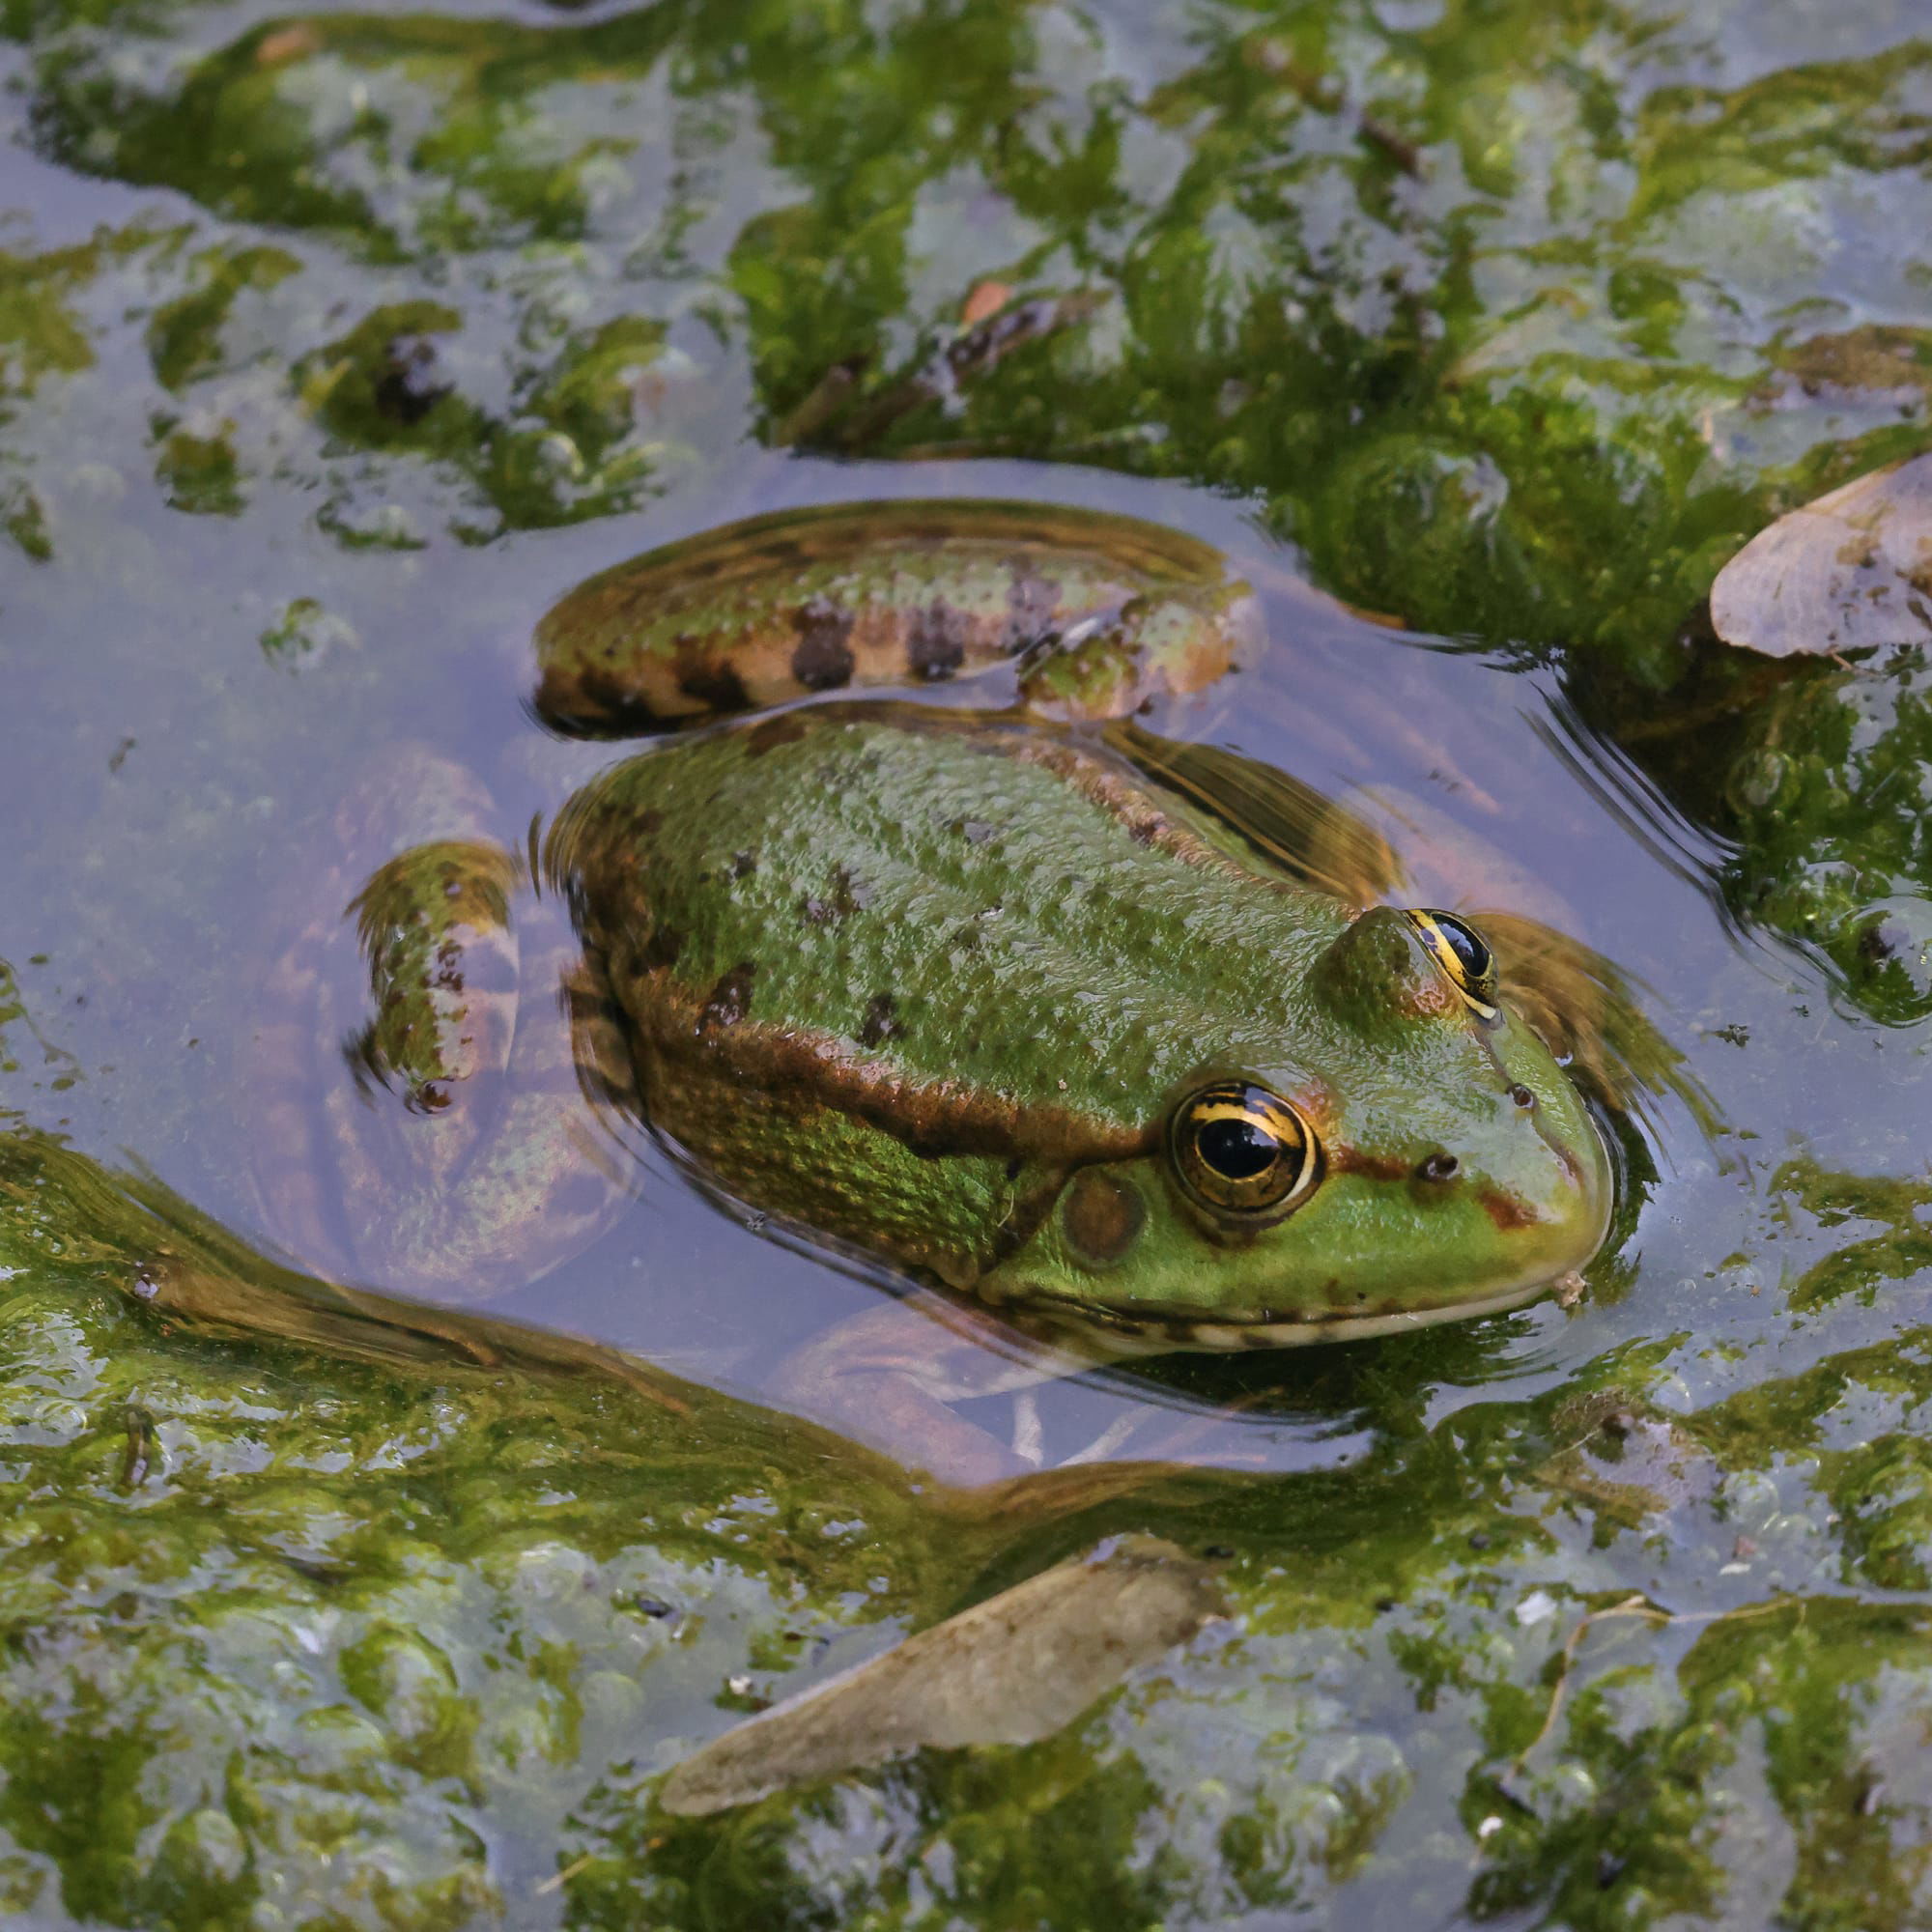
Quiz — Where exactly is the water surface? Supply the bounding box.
[6,0,1932,1925]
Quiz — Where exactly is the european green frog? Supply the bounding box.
[251,500,1613,1480]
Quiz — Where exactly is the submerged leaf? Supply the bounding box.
[658,1535,1230,1815]
[1711,453,1932,657]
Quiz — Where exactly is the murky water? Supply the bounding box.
[7,0,1932,1925]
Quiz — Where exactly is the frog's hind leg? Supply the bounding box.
[342,836,521,1114]
[530,500,1264,733]
[249,745,634,1303]
[323,893,637,1302]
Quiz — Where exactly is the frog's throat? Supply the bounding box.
[999,1270,1578,1354]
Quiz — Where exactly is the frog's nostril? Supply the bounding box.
[1416,1152,1460,1182]
[1509,1084,1536,1109]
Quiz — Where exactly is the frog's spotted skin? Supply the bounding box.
[255,500,1613,1462]
[534,498,1262,733]
[546,705,1608,1345]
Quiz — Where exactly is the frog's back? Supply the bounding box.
[554,707,1352,1143]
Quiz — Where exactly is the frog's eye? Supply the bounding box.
[1404,909,1501,1023]
[1170,1083,1321,1218]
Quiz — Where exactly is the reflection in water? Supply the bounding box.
[247,742,638,1304]
[1572,636,1932,1031]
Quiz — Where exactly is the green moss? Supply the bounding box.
[0,478,49,560]
[8,0,1932,1918]
[145,244,300,392]
[154,422,243,516]
[0,242,99,397]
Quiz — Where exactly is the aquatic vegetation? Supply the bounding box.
[7,0,1932,1922]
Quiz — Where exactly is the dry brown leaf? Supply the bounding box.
[256,24,322,67]
[960,280,1012,327]
[1711,451,1932,657]
[658,1534,1229,1815]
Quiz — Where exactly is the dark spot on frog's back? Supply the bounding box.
[801,867,870,925]
[840,865,870,908]
[908,599,972,680]
[696,962,756,1035]
[790,598,856,690]
[673,644,750,715]
[639,923,685,971]
[858,993,901,1048]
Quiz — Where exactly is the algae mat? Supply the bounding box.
[8,0,1932,1924]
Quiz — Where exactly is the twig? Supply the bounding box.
[1513,1593,1804,1776]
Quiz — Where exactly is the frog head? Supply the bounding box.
[980,906,1612,1349]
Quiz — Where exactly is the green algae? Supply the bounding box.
[7,0,1932,1923]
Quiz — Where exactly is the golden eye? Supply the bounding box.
[1170,1083,1321,1218]
[1404,909,1501,1023]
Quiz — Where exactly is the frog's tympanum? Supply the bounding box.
[253,500,1612,1480]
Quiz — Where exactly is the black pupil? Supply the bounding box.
[1435,917,1491,982]
[1198,1116,1279,1180]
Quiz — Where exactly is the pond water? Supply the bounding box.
[6,0,1932,1924]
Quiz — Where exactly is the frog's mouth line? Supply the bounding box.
[1013,1271,1579,1352]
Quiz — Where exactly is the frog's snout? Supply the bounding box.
[1435,1094,1612,1279]
[1306,902,1611,1266]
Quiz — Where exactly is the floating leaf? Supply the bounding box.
[658,1535,1230,1815]
[1711,452,1932,657]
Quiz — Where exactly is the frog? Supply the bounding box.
[247,497,1615,1484]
